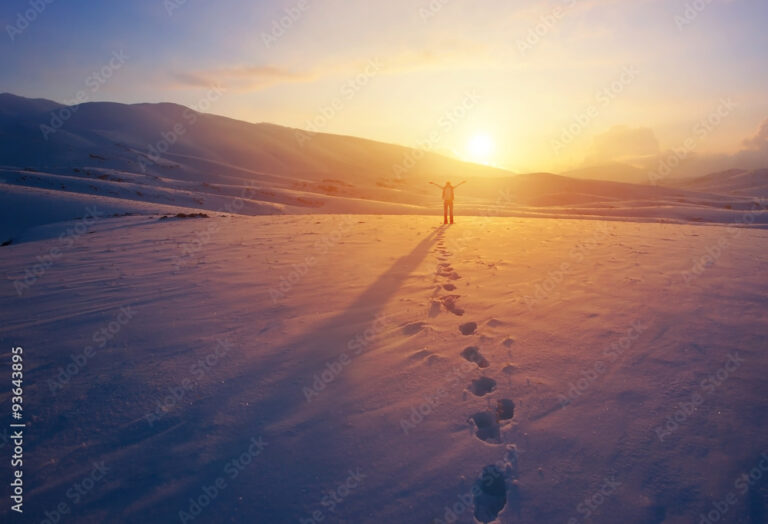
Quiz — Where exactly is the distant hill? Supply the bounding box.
[668,168,768,198]
[1,93,767,243]
[563,162,649,184]
[0,92,511,199]
[0,92,64,116]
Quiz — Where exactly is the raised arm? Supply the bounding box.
[455,180,467,188]
[429,181,441,187]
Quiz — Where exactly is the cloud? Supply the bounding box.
[169,40,493,92]
[722,118,768,170]
[641,118,768,180]
[580,118,768,181]
[382,41,495,72]
[171,65,315,91]
[742,117,768,151]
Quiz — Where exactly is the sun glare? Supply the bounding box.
[465,134,495,165]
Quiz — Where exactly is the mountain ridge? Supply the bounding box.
[1,93,767,244]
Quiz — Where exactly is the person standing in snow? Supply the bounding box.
[430,180,466,224]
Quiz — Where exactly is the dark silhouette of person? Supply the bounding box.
[430,180,466,224]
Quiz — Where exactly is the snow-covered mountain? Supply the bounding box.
[1,93,767,245]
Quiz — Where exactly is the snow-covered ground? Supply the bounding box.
[1,214,766,523]
[1,93,767,522]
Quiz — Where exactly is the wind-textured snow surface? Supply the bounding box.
[1,215,766,523]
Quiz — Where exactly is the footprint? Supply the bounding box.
[442,283,456,291]
[486,318,505,327]
[459,322,477,335]
[440,295,465,316]
[461,346,489,368]
[502,364,518,375]
[469,377,497,397]
[428,300,441,318]
[408,349,432,361]
[469,411,500,443]
[502,337,515,348]
[504,445,520,478]
[402,321,428,335]
[473,465,507,523]
[496,399,515,421]
[436,266,458,278]
[426,354,447,366]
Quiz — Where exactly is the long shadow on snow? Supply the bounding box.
[84,225,445,522]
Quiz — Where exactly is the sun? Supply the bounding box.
[465,134,495,165]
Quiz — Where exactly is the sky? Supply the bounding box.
[1,0,768,174]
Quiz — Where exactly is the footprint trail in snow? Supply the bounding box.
[427,225,521,523]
